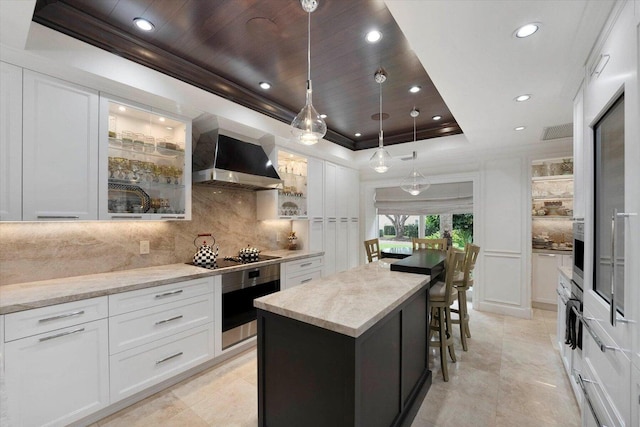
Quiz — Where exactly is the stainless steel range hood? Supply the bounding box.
[192,115,283,191]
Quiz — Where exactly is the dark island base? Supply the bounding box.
[257,287,431,427]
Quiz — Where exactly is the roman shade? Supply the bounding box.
[375,182,473,215]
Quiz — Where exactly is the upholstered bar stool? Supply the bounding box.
[364,238,381,263]
[429,248,464,381]
[412,237,448,251]
[451,243,480,351]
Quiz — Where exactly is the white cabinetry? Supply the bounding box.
[0,61,22,221]
[280,256,324,289]
[324,162,337,219]
[632,364,639,427]
[4,297,109,426]
[99,96,191,220]
[108,277,214,401]
[324,218,337,276]
[532,253,571,306]
[307,156,323,219]
[22,70,99,221]
[257,150,307,220]
[572,83,585,221]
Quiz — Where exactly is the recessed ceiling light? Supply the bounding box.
[355,132,362,137]
[432,115,442,121]
[133,17,155,32]
[166,126,173,130]
[365,30,382,43]
[320,114,327,119]
[515,94,531,102]
[259,81,271,90]
[409,86,421,93]
[514,23,539,38]
[118,106,126,112]
[158,117,165,122]
[514,126,526,131]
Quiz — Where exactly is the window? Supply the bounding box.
[377,213,473,250]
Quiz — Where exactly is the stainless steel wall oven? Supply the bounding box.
[221,264,280,349]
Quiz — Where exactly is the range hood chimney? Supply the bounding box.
[191,114,283,191]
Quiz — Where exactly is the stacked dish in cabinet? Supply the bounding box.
[531,158,574,250]
[100,97,192,220]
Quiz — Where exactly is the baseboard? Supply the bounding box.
[532,301,557,311]
[475,301,533,319]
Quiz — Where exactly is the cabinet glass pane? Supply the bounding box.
[276,151,307,217]
[594,94,624,314]
[106,102,187,215]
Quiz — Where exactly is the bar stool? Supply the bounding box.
[429,248,464,381]
[412,237,447,251]
[451,243,480,351]
[364,238,381,263]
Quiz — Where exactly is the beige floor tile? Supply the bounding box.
[97,303,580,427]
[97,390,189,427]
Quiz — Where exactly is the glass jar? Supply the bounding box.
[133,133,145,152]
[121,130,134,149]
[143,135,156,153]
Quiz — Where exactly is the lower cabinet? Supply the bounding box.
[3,278,215,426]
[632,364,639,427]
[4,298,110,427]
[532,252,571,306]
[281,256,324,290]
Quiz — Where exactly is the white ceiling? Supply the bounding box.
[384,0,616,149]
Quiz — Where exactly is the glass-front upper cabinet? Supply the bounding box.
[98,96,192,220]
[257,150,307,220]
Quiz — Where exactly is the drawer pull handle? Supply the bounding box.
[111,215,143,219]
[39,327,85,342]
[572,306,618,352]
[576,373,606,427]
[301,278,313,284]
[155,289,184,299]
[39,310,85,323]
[37,215,80,219]
[160,216,185,219]
[155,351,183,365]
[155,315,184,325]
[300,262,312,268]
[555,289,569,305]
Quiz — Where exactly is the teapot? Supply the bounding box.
[193,233,218,266]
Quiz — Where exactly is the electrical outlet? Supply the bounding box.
[276,232,280,242]
[140,240,150,254]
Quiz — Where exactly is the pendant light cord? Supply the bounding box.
[378,81,383,148]
[307,11,311,82]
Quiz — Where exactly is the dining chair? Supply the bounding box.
[450,243,480,351]
[429,247,464,382]
[364,238,381,263]
[412,237,448,251]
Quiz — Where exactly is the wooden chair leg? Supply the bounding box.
[437,307,449,382]
[445,306,457,362]
[457,291,468,351]
[460,291,471,338]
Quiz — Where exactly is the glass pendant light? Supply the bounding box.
[291,0,327,145]
[401,109,429,195]
[369,68,392,173]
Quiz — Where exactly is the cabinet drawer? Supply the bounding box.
[109,277,213,315]
[4,296,108,342]
[5,318,109,427]
[580,357,625,427]
[109,293,214,354]
[288,269,322,288]
[109,323,214,402]
[582,306,631,425]
[285,256,323,279]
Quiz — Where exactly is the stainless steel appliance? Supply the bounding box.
[221,262,280,349]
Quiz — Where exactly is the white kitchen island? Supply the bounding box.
[254,260,436,427]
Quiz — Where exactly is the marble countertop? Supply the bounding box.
[254,260,431,338]
[558,265,572,280]
[0,250,323,315]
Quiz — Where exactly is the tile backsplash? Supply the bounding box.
[0,187,291,285]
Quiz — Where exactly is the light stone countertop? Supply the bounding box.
[254,260,431,338]
[559,265,572,280]
[0,250,322,315]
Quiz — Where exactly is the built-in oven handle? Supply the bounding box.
[576,373,607,427]
[572,305,617,353]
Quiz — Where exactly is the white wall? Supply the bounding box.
[361,139,572,319]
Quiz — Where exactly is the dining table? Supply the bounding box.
[380,246,413,259]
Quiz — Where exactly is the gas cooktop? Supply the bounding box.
[187,254,281,270]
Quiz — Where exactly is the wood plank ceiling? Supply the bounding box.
[33,0,462,151]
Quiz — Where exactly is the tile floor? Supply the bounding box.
[93,305,580,427]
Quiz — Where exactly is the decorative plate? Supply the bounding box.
[108,183,151,213]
